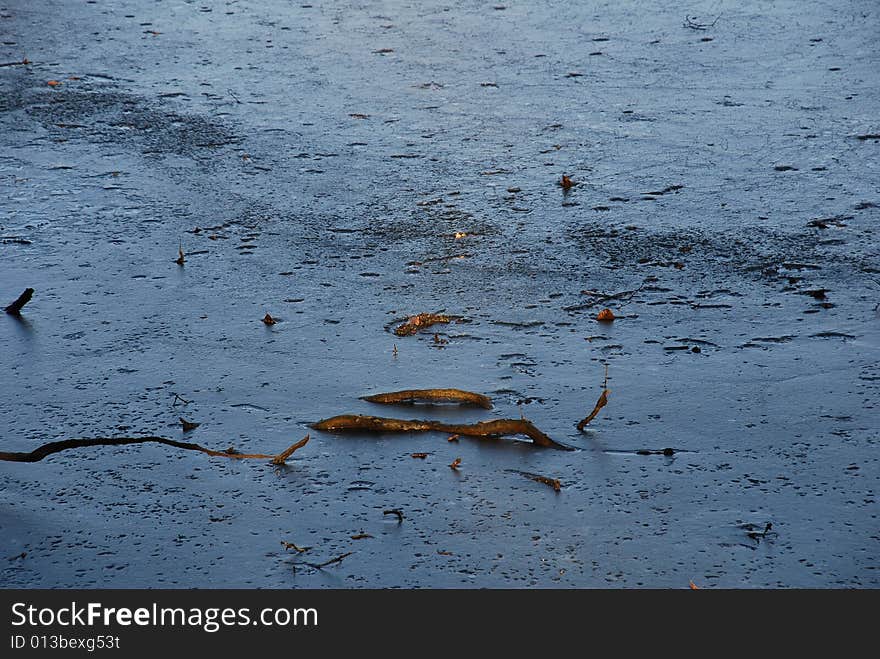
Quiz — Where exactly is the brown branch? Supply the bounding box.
[4,288,34,315]
[281,541,312,553]
[312,414,571,450]
[0,58,30,68]
[394,312,451,336]
[577,389,610,431]
[271,434,310,465]
[0,434,309,464]
[361,388,493,409]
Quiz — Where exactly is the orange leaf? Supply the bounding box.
[47,80,61,87]
[596,308,615,322]
[449,457,462,470]
[560,174,574,189]
[689,580,700,590]
[262,313,277,325]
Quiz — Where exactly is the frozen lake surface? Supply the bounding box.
[1,0,878,588]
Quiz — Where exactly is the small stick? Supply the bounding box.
[383,509,404,522]
[0,435,309,464]
[0,58,30,68]
[281,541,311,553]
[4,288,34,315]
[636,448,675,456]
[271,434,310,465]
[747,522,773,540]
[506,469,561,492]
[577,389,610,430]
[302,552,353,570]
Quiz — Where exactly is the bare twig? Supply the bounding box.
[747,522,773,541]
[0,434,309,464]
[281,541,312,553]
[636,448,676,456]
[577,389,610,431]
[271,435,310,465]
[383,509,404,522]
[506,469,561,492]
[302,552,353,570]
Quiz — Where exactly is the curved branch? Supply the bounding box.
[312,414,571,450]
[0,434,309,464]
[577,389,610,431]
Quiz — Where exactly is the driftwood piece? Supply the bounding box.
[577,389,610,431]
[0,434,309,464]
[394,313,451,336]
[312,414,570,450]
[361,388,492,409]
[4,288,34,315]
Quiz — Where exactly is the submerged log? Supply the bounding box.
[312,414,570,450]
[361,388,492,409]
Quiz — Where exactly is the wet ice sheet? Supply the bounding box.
[1,0,878,588]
